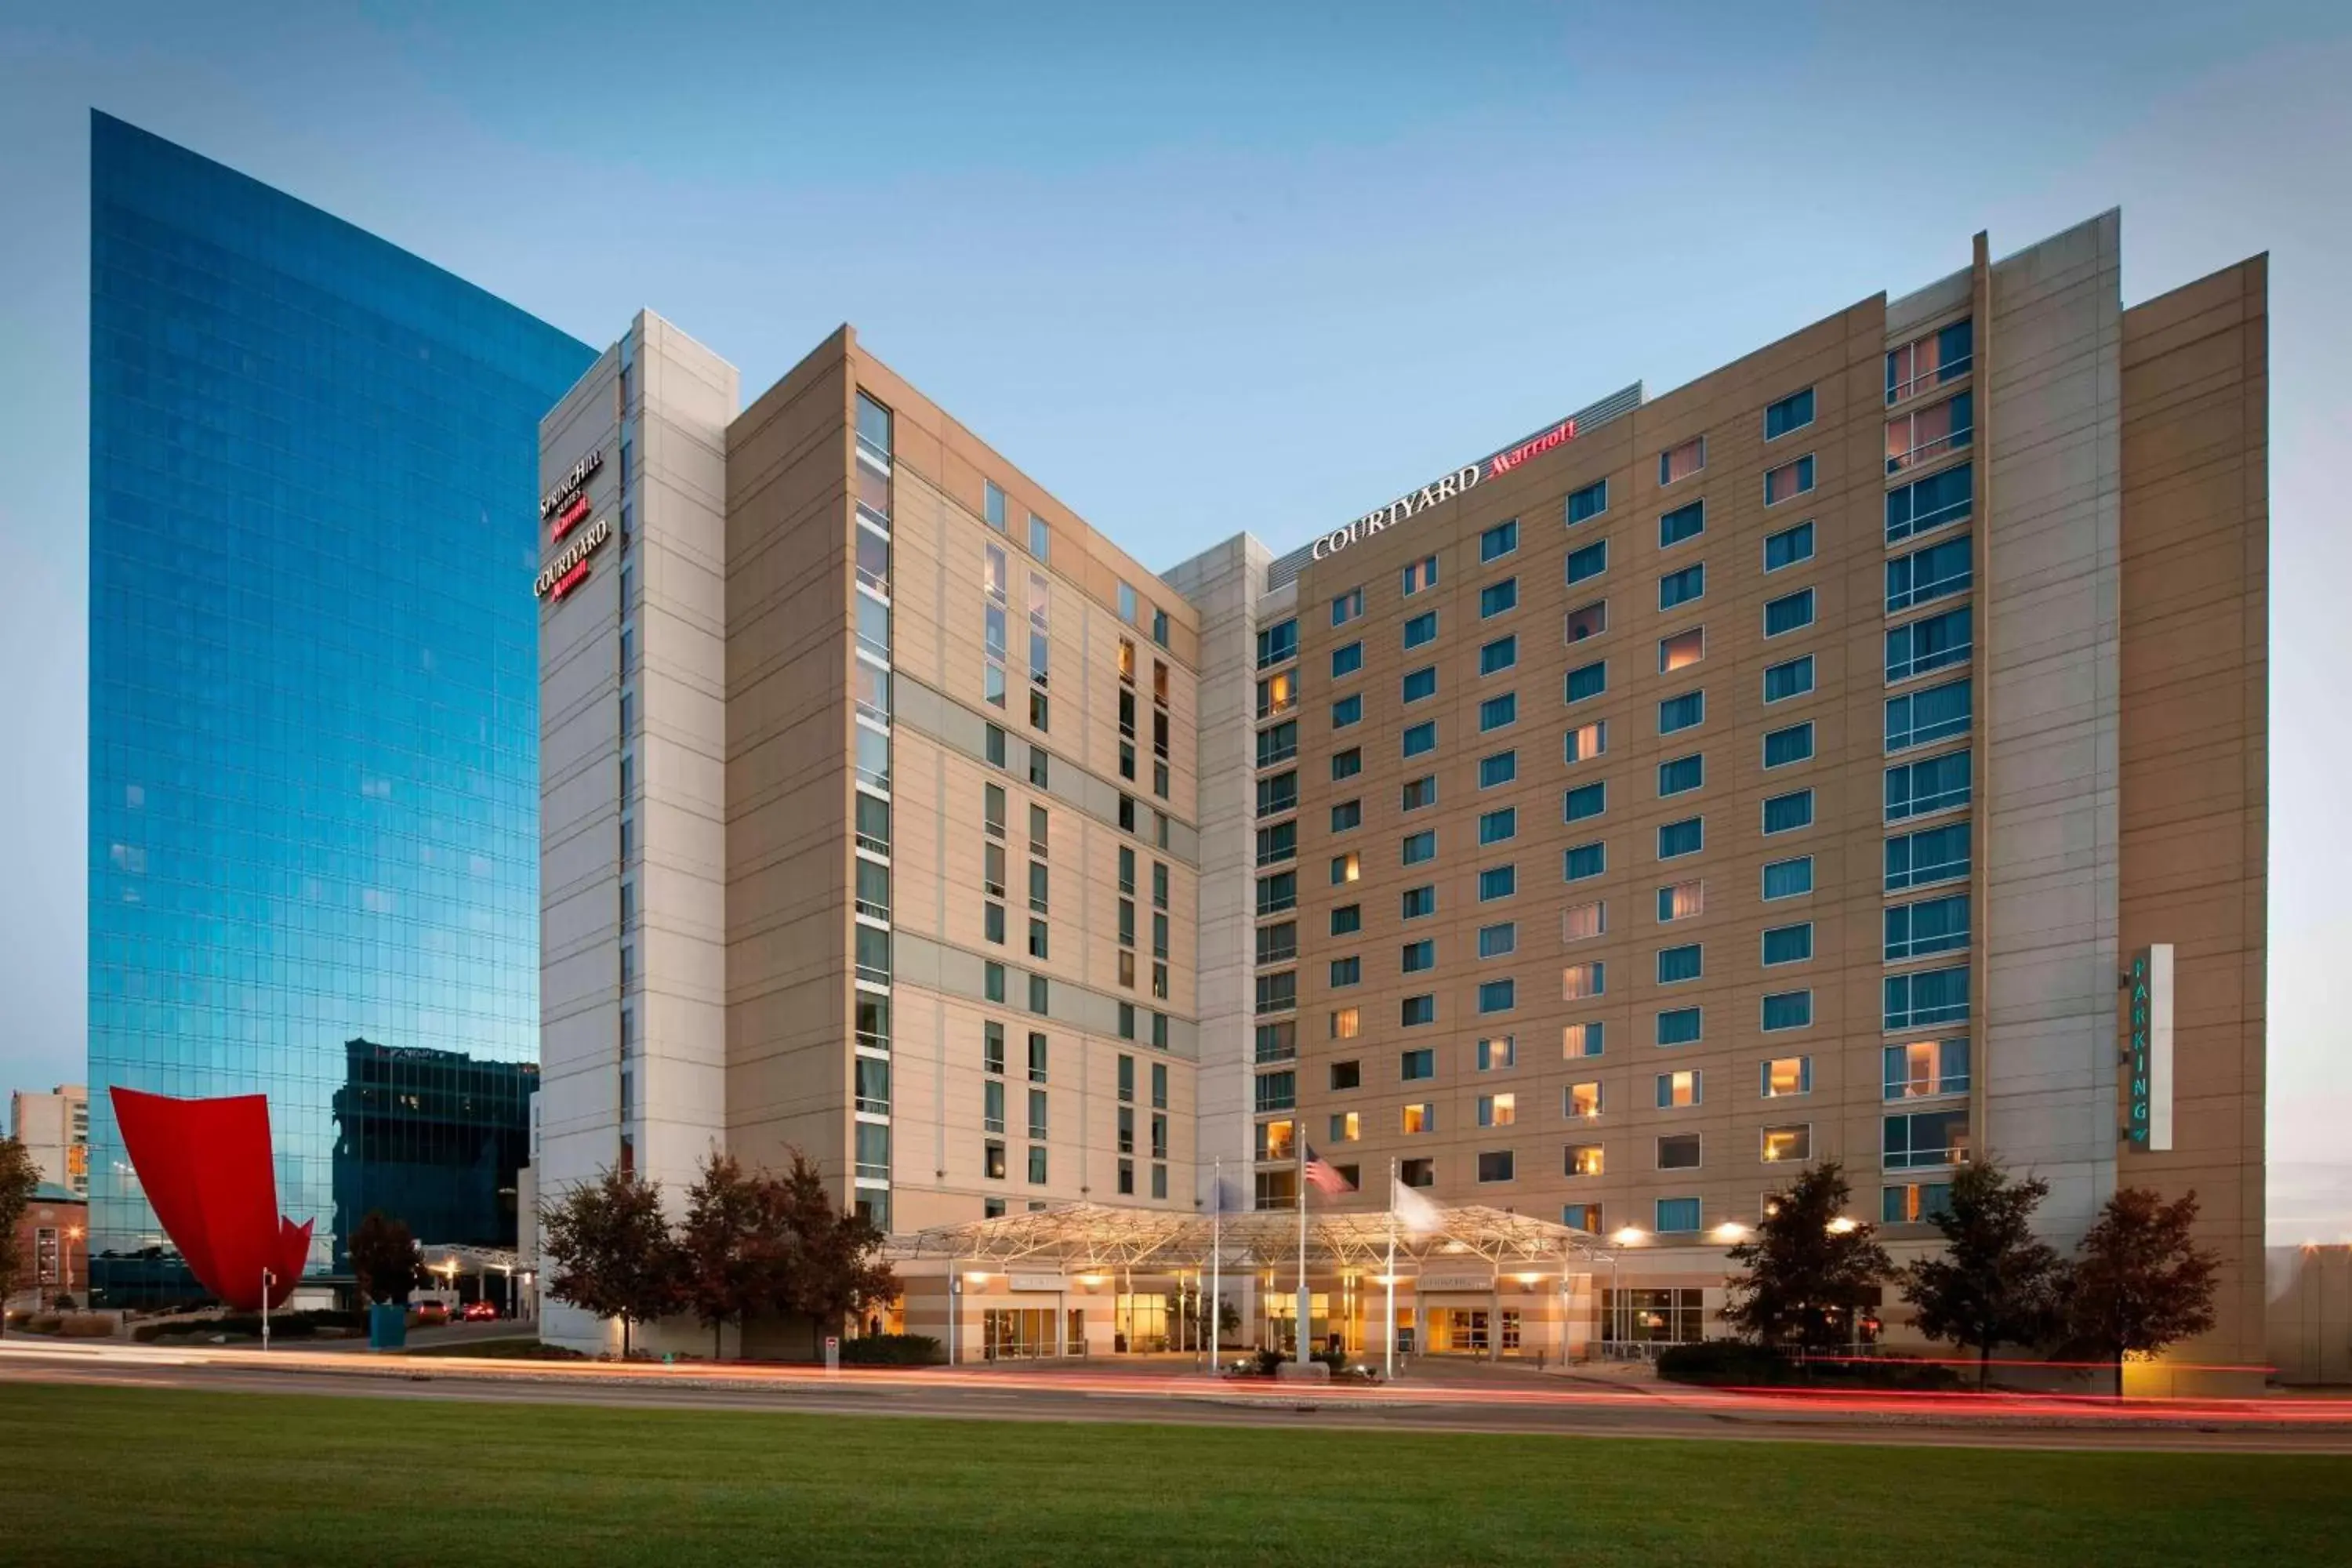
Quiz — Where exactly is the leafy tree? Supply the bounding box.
[0,1134,39,1327]
[2063,1186,2220,1389]
[347,1210,426,1305]
[1722,1161,1893,1353]
[679,1151,789,1359]
[540,1167,686,1357]
[769,1149,897,1355]
[1900,1159,2067,1389]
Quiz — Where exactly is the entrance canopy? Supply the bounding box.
[887,1201,1603,1272]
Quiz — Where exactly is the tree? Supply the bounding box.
[1900,1159,2067,1389]
[0,1134,40,1328]
[540,1167,686,1357]
[1721,1161,1893,1353]
[2063,1185,2220,1390]
[679,1151,790,1360]
[347,1210,426,1305]
[769,1149,898,1354]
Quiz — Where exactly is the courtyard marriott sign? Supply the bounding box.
[535,516,612,603]
[1308,416,1581,562]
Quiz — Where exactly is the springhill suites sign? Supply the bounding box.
[1308,417,1580,563]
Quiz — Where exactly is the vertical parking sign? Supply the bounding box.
[2124,945,2174,1151]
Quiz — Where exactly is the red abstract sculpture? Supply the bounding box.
[111,1087,313,1310]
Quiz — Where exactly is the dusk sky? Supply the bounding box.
[2,1,2343,1239]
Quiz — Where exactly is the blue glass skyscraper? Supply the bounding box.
[85,113,593,1301]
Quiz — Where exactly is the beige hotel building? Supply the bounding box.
[531,212,2267,1385]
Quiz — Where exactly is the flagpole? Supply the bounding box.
[1384,1158,1397,1382]
[1294,1130,1308,1363]
[1210,1158,1221,1370]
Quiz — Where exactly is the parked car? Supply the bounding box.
[462,1301,499,1323]
[411,1302,451,1327]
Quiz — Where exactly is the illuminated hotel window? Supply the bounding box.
[1656,1070,1702,1109]
[1563,1021,1604,1058]
[1761,1124,1811,1163]
[1403,554,1439,596]
[1657,880,1704,923]
[1563,901,1604,942]
[1659,628,1704,673]
[1566,1082,1602,1120]
[1566,1144,1605,1178]
[1763,454,1815,506]
[1566,720,1606,763]
[1477,1093,1515,1127]
[1403,1103,1436,1134]
[1476,1034,1515,1070]
[1331,851,1360,884]
[1566,600,1608,642]
[1561,961,1604,1000]
[1330,1112,1360,1142]
[1761,1056,1813,1098]
[1330,1007,1360,1040]
[1658,436,1705,485]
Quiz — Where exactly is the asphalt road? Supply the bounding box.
[5,1340,2350,1454]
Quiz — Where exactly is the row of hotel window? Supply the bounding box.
[1554,1180,1958,1235]
[949,455,1177,652]
[976,1029,1172,1196]
[1267,1036,1965,1105]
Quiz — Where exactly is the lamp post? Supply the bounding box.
[64,1225,81,1308]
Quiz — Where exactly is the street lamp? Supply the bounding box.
[63,1225,83,1308]
[1825,1217,1858,1235]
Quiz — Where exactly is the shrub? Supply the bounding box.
[1312,1345,1348,1373]
[1657,1340,1784,1385]
[26,1315,64,1335]
[58,1314,116,1338]
[837,1333,943,1367]
[1253,1347,1287,1377]
[1657,1338,1962,1391]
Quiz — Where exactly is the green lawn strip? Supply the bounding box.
[0,1384,2343,1567]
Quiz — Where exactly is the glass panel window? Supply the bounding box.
[1660,500,1705,548]
[1763,454,1815,506]
[1332,587,1364,626]
[1656,1198,1702,1234]
[1402,995,1436,1027]
[1765,387,1815,440]
[1659,564,1704,610]
[1401,832,1436,866]
[1764,520,1814,572]
[1332,851,1362,884]
[1885,894,1971,960]
[1563,1021,1604,1058]
[985,480,1007,531]
[1403,610,1439,648]
[1566,661,1607,703]
[1332,693,1363,729]
[1883,1107,1973,1171]
[1761,990,1813,1031]
[1887,605,1973,683]
[1566,600,1608,642]
[1885,822,1970,890]
[1401,884,1436,920]
[1762,923,1813,965]
[1566,540,1609,586]
[1479,692,1518,732]
[1477,1150,1515,1184]
[1762,789,1813,835]
[1882,1182,1955,1225]
[1480,635,1519,676]
[1480,518,1520,562]
[1887,390,1974,473]
[1403,721,1437,757]
[1883,1036,1971,1099]
[1330,641,1364,680]
[1567,1143,1605,1176]
[1476,864,1518,902]
[1331,747,1362,782]
[1657,880,1704,922]
[1887,318,1974,404]
[1562,962,1605,1000]
[1479,750,1519,789]
[1657,818,1703,859]
[1563,842,1606,882]
[1659,436,1704,485]
[1764,590,1814,638]
[1257,618,1298,667]
[1563,782,1605,822]
[1402,775,1437,811]
[1659,691,1704,734]
[1563,901,1604,942]
[1656,1071,1702,1109]
[1659,628,1705,673]
[1566,1081,1603,1120]
[1566,480,1608,524]
[1566,720,1606,763]
[1402,1047,1436,1082]
[1479,579,1519,619]
[1761,1056,1813,1098]
[1657,1134,1703,1171]
[1331,1008,1361,1040]
[1761,1124,1812,1163]
[1476,1092,1517,1127]
[1477,808,1517,845]
[1657,945,1703,985]
[1883,965,1970,1029]
[1478,922,1517,959]
[1886,534,1973,613]
[1402,554,1439,595]
[1763,855,1814,901]
[1763,655,1814,703]
[1886,460,1973,543]
[1656,1006,1703,1045]
[1657,754,1703,797]
[1886,679,1972,752]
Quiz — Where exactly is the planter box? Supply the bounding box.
[368,1302,408,1352]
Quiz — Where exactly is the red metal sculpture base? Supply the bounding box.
[110,1087,313,1311]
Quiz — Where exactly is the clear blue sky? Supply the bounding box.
[2,1,2344,1239]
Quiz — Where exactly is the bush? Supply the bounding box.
[1656,1340,1784,1385]
[58,1314,116,1338]
[1656,1338,1962,1391]
[26,1315,64,1335]
[1253,1347,1287,1377]
[837,1333,943,1367]
[1312,1345,1348,1373]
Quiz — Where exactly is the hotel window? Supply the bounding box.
[1762,655,1814,703]
[1330,904,1362,937]
[1882,1182,1954,1225]
[1481,519,1521,562]
[1332,851,1362,884]
[1758,855,1812,902]
[1256,1075,1297,1118]
[985,1141,1007,1181]
[1255,922,1296,965]
[1886,678,1971,752]
[1659,628,1704,673]
[1402,665,1438,704]
[1566,660,1607,703]
[1332,586,1364,626]
[1257,669,1298,719]
[1403,1103,1436,1135]
[1479,750,1519,789]
[1885,893,1971,961]
[1332,693,1363,729]
[1887,390,1974,474]
[1401,1158,1436,1188]
[1566,539,1609,586]
[1763,589,1814,639]
[1885,1036,1971,1099]
[1330,1008,1361,1040]
[984,545,1010,706]
[1478,808,1517,846]
[983,1022,1005,1075]
[1028,512,1051,562]
[1330,641,1364,681]
[1659,436,1704,485]
[1886,460,1973,543]
[1402,884,1436,920]
[1480,634,1519,676]
[1659,691,1704,734]
[1477,1034,1516,1071]
[1763,723,1814,770]
[1401,939,1436,974]
[1566,720,1607,762]
[1257,871,1297,916]
[1403,609,1439,648]
[1026,1031,1049,1083]
[1884,1107,1972,1171]
[1761,1055,1813,1098]
[1563,901,1605,942]
[1566,1144,1605,1177]
[1764,387,1815,440]
[1567,479,1608,524]
[1763,455,1815,506]
[1258,724,1297,767]
[1256,771,1298,817]
[1403,554,1439,595]
[1563,782,1605,822]
[1479,578,1519,619]
[1657,1134,1703,1171]
[1330,1059,1361,1091]
[1886,822,1969,891]
[1254,821,1294,867]
[1330,1112,1360,1143]
[1882,747,1976,822]
[1887,318,1973,405]
[1762,789,1813,835]
[1655,1197,1702,1234]
[1657,880,1704,923]
[1657,818,1703,859]
[1656,1071,1702,1109]
[1401,831,1436,866]
[1657,754,1703,797]
[1887,534,1973,614]
[1330,799,1363,834]
[1254,971,1295,1015]
[1887,605,1972,683]
[1479,692,1518,732]
[1762,923,1813,965]
[1120,638,1137,684]
[1477,1150,1515,1184]
[1403,721,1437,757]
[1659,500,1705,548]
[1562,961,1605,1000]
[1659,564,1704,610]
[1477,1093,1517,1127]
[1566,1080,1602,1119]
[1401,1047,1436,1082]
[1402,775,1438,811]
[1029,747,1049,789]
[1257,618,1298,667]
[1329,956,1362,988]
[1657,944,1702,985]
[1761,522,1813,578]
[1565,599,1607,644]
[1563,842,1606,882]
[1331,747,1362,782]
[1564,1021,1604,1058]
[1403,994,1437,1026]
[1761,1124,1811,1163]
[1761,989,1813,1031]
[1027,1087,1050,1139]
[1477,865,1518,902]
[1656,1006,1703,1046]
[985,480,1007,532]
[985,963,1006,1002]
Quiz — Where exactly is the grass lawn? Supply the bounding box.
[2,1384,2346,1566]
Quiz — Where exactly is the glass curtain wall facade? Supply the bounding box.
[85,114,593,1302]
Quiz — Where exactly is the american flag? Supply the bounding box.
[1301,1142,1354,1196]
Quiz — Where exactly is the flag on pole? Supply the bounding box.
[1389,1171,1443,1234]
[1302,1142,1353,1196]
